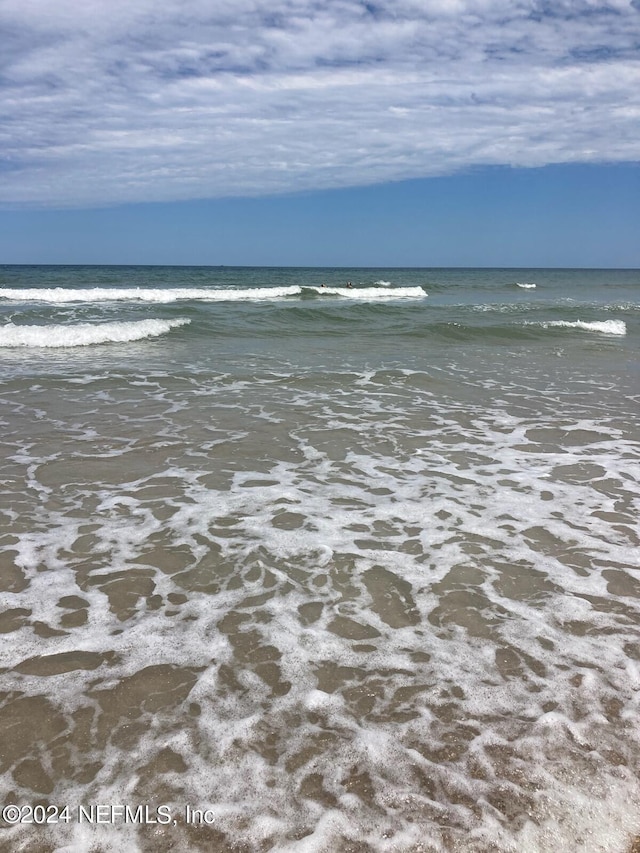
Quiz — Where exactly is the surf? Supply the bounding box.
[0,317,190,347]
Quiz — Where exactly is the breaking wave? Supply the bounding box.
[304,285,426,299]
[540,319,627,335]
[0,318,190,348]
[0,285,426,303]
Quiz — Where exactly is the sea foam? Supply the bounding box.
[308,285,426,299]
[0,284,426,303]
[0,318,190,348]
[0,286,301,303]
[3,368,640,852]
[545,319,626,335]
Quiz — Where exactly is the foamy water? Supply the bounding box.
[0,317,190,347]
[0,284,426,304]
[543,319,627,335]
[0,285,302,303]
[0,265,638,853]
[306,285,426,299]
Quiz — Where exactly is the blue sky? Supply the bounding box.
[1,0,639,266]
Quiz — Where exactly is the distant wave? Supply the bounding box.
[374,280,392,286]
[0,284,426,303]
[0,318,190,348]
[0,286,301,303]
[516,282,537,289]
[304,286,426,299]
[533,319,626,336]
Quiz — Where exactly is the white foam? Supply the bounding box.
[543,319,627,335]
[2,367,640,852]
[310,285,426,299]
[0,286,301,303]
[0,318,190,348]
[0,284,428,303]
[374,280,392,286]
[516,282,537,289]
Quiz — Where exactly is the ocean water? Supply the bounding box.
[0,265,639,853]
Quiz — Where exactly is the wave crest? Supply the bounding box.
[0,284,427,303]
[0,286,300,303]
[307,286,426,299]
[538,319,626,336]
[0,318,190,348]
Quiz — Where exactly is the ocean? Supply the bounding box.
[0,265,639,852]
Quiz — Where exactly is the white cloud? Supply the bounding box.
[1,0,639,206]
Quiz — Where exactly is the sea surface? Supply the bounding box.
[0,265,639,852]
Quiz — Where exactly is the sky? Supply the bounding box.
[1,0,639,266]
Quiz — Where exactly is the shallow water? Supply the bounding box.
[0,266,639,851]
